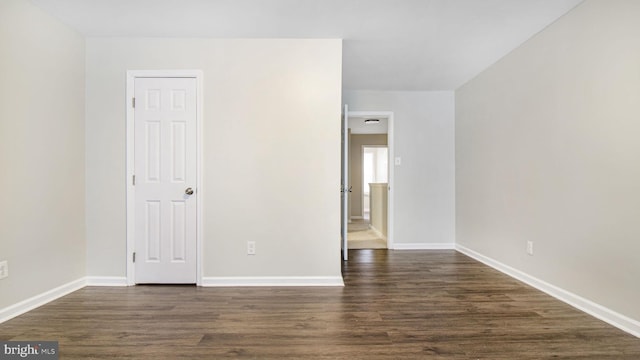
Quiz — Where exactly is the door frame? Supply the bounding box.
[341,105,349,261]
[125,70,204,286]
[347,110,395,249]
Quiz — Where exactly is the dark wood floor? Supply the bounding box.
[1,250,639,359]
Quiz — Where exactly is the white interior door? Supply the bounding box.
[134,77,197,283]
[341,104,349,261]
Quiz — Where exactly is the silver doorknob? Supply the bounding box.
[185,187,194,195]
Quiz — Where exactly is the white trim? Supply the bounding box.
[387,112,395,251]
[86,276,128,286]
[346,110,395,251]
[392,243,455,250]
[342,104,349,261]
[195,73,204,286]
[126,72,135,285]
[369,226,387,241]
[126,70,204,286]
[456,244,640,338]
[0,278,85,324]
[202,276,345,287]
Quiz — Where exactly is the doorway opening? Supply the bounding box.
[344,111,394,251]
[362,145,388,221]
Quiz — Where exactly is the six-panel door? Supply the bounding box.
[134,77,197,283]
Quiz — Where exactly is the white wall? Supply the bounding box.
[456,0,640,322]
[0,0,86,309]
[86,38,342,280]
[344,91,456,247]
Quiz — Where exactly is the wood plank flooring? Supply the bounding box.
[1,250,639,359]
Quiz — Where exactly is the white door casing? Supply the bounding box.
[126,71,202,284]
[341,104,349,261]
[346,110,394,249]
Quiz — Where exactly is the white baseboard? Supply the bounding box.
[350,216,363,220]
[202,276,345,287]
[455,244,640,338]
[392,243,455,250]
[0,277,86,324]
[86,276,128,286]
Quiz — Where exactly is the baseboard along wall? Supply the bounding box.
[0,278,86,324]
[3,250,639,340]
[392,243,455,250]
[455,244,640,338]
[202,276,345,287]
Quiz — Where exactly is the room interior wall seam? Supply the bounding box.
[456,244,640,338]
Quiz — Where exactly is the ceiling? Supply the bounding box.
[349,116,389,135]
[30,0,583,91]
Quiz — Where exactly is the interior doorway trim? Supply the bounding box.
[347,110,395,249]
[125,70,204,286]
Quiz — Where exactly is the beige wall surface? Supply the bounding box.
[349,134,387,218]
[344,91,455,246]
[456,0,640,321]
[369,183,388,237]
[85,38,342,279]
[0,0,86,309]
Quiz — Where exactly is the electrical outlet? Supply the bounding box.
[526,241,534,256]
[0,261,8,279]
[247,241,256,255]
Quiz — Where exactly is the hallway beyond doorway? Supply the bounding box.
[347,219,386,249]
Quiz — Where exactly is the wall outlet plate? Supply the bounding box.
[247,241,256,255]
[0,260,8,279]
[526,241,534,256]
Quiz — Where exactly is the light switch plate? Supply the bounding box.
[395,157,402,166]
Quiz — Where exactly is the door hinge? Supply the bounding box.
[133,252,136,263]
[132,175,136,186]
[132,97,136,108]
